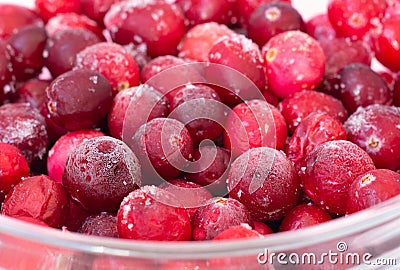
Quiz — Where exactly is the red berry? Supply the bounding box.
[343,104,400,171]
[0,143,30,202]
[0,39,13,104]
[13,79,50,110]
[80,0,123,25]
[278,90,348,134]
[47,129,105,183]
[191,197,253,241]
[213,224,262,240]
[35,0,81,22]
[279,204,332,232]
[285,112,347,172]
[252,220,273,235]
[45,69,113,131]
[224,99,288,157]
[78,212,118,238]
[63,136,142,212]
[75,42,140,95]
[117,185,191,241]
[109,85,169,140]
[306,13,337,41]
[1,174,69,228]
[347,169,400,214]
[300,140,376,215]
[262,31,325,99]
[63,199,92,232]
[141,55,187,83]
[104,0,186,57]
[228,147,300,221]
[394,75,400,106]
[130,118,193,181]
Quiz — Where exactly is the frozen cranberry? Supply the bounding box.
[130,118,193,182]
[159,179,213,219]
[253,220,273,235]
[213,224,262,240]
[224,99,288,157]
[63,136,141,213]
[13,79,50,110]
[371,16,400,72]
[2,174,69,228]
[47,129,105,183]
[228,147,299,221]
[344,104,400,171]
[279,204,332,232]
[286,112,347,172]
[45,12,103,39]
[183,145,231,189]
[0,40,13,104]
[0,103,48,165]
[6,25,47,81]
[176,0,237,27]
[327,0,386,40]
[237,0,292,27]
[118,185,191,241]
[0,143,29,202]
[78,212,118,238]
[394,75,400,106]
[301,140,376,215]
[80,0,123,26]
[248,1,306,47]
[40,103,69,143]
[278,90,348,134]
[109,85,169,140]
[178,22,236,62]
[104,0,186,57]
[45,69,112,131]
[306,13,337,41]
[44,28,102,77]
[262,31,325,99]
[141,55,187,83]
[63,199,92,232]
[169,84,224,146]
[35,0,81,22]
[347,169,400,214]
[208,35,266,106]
[0,4,43,39]
[191,197,253,241]
[123,43,151,71]
[339,63,392,113]
[75,42,140,95]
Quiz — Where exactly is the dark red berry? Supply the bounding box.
[1,174,69,228]
[78,212,118,238]
[47,129,105,183]
[347,169,400,214]
[0,142,30,202]
[45,69,113,131]
[63,199,92,232]
[300,140,376,215]
[63,136,142,212]
[0,39,13,104]
[262,31,325,99]
[343,104,400,171]
[253,220,273,235]
[191,197,253,241]
[228,147,300,221]
[13,79,50,110]
[306,13,337,41]
[117,185,191,241]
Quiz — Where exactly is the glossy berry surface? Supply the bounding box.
[191,197,253,241]
[347,169,400,214]
[75,42,140,94]
[78,212,118,238]
[63,136,141,213]
[47,129,105,183]
[104,0,186,57]
[0,143,30,202]
[0,103,48,166]
[224,99,288,157]
[45,69,113,131]
[279,204,332,232]
[300,140,376,215]
[344,105,400,171]
[130,118,193,181]
[1,174,69,228]
[228,147,300,221]
[286,112,347,172]
[262,31,325,99]
[117,185,191,241]
[278,90,348,134]
[252,220,273,235]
